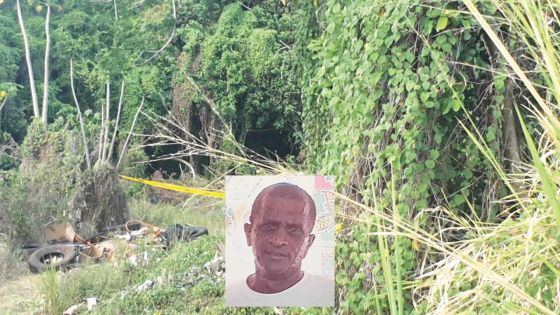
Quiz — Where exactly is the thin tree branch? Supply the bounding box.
[102,81,111,162]
[41,4,51,126]
[108,80,125,161]
[70,60,91,170]
[137,28,176,65]
[116,97,145,170]
[98,83,106,163]
[0,97,7,114]
[0,96,6,131]
[113,0,119,20]
[16,0,39,118]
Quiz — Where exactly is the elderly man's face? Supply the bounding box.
[245,194,315,279]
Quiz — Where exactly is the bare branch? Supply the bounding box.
[41,4,51,126]
[139,111,289,173]
[108,80,125,162]
[70,60,91,170]
[116,97,145,170]
[137,28,176,65]
[0,97,7,114]
[113,0,118,20]
[16,0,39,118]
[102,81,111,162]
[97,85,105,163]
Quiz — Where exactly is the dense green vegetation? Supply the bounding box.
[2,0,560,314]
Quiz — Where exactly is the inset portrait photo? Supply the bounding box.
[225,176,335,307]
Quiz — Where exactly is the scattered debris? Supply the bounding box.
[63,304,79,315]
[27,244,80,273]
[204,256,224,277]
[136,280,155,291]
[205,242,225,277]
[160,224,208,248]
[118,251,225,300]
[25,221,208,273]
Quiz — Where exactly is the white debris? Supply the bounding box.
[63,304,79,315]
[114,233,131,241]
[130,227,149,237]
[86,297,97,310]
[128,255,138,266]
[137,280,154,291]
[204,256,225,277]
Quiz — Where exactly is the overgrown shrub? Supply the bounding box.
[0,120,84,240]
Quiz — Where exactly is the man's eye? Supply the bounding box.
[287,226,302,234]
[261,224,277,232]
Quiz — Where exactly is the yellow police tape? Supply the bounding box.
[119,175,225,199]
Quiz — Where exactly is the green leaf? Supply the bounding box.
[405,151,417,163]
[425,159,435,169]
[406,80,415,92]
[326,22,335,34]
[430,149,440,160]
[486,127,496,142]
[434,132,443,144]
[435,16,449,32]
[451,99,461,112]
[452,194,466,206]
[442,102,451,115]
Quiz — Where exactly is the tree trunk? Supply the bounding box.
[16,0,39,118]
[41,5,51,126]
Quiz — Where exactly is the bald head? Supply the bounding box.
[249,183,316,231]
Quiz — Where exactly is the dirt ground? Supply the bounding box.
[0,274,41,315]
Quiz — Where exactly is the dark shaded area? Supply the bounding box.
[244,128,297,159]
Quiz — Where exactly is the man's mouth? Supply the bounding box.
[265,251,289,259]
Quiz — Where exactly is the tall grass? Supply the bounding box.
[406,0,560,313]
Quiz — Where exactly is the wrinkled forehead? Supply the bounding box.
[251,186,316,227]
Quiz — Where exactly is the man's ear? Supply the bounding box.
[303,234,315,256]
[244,223,252,246]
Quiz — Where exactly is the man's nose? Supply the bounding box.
[270,228,288,247]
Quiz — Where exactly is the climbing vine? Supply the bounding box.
[301,0,508,312]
